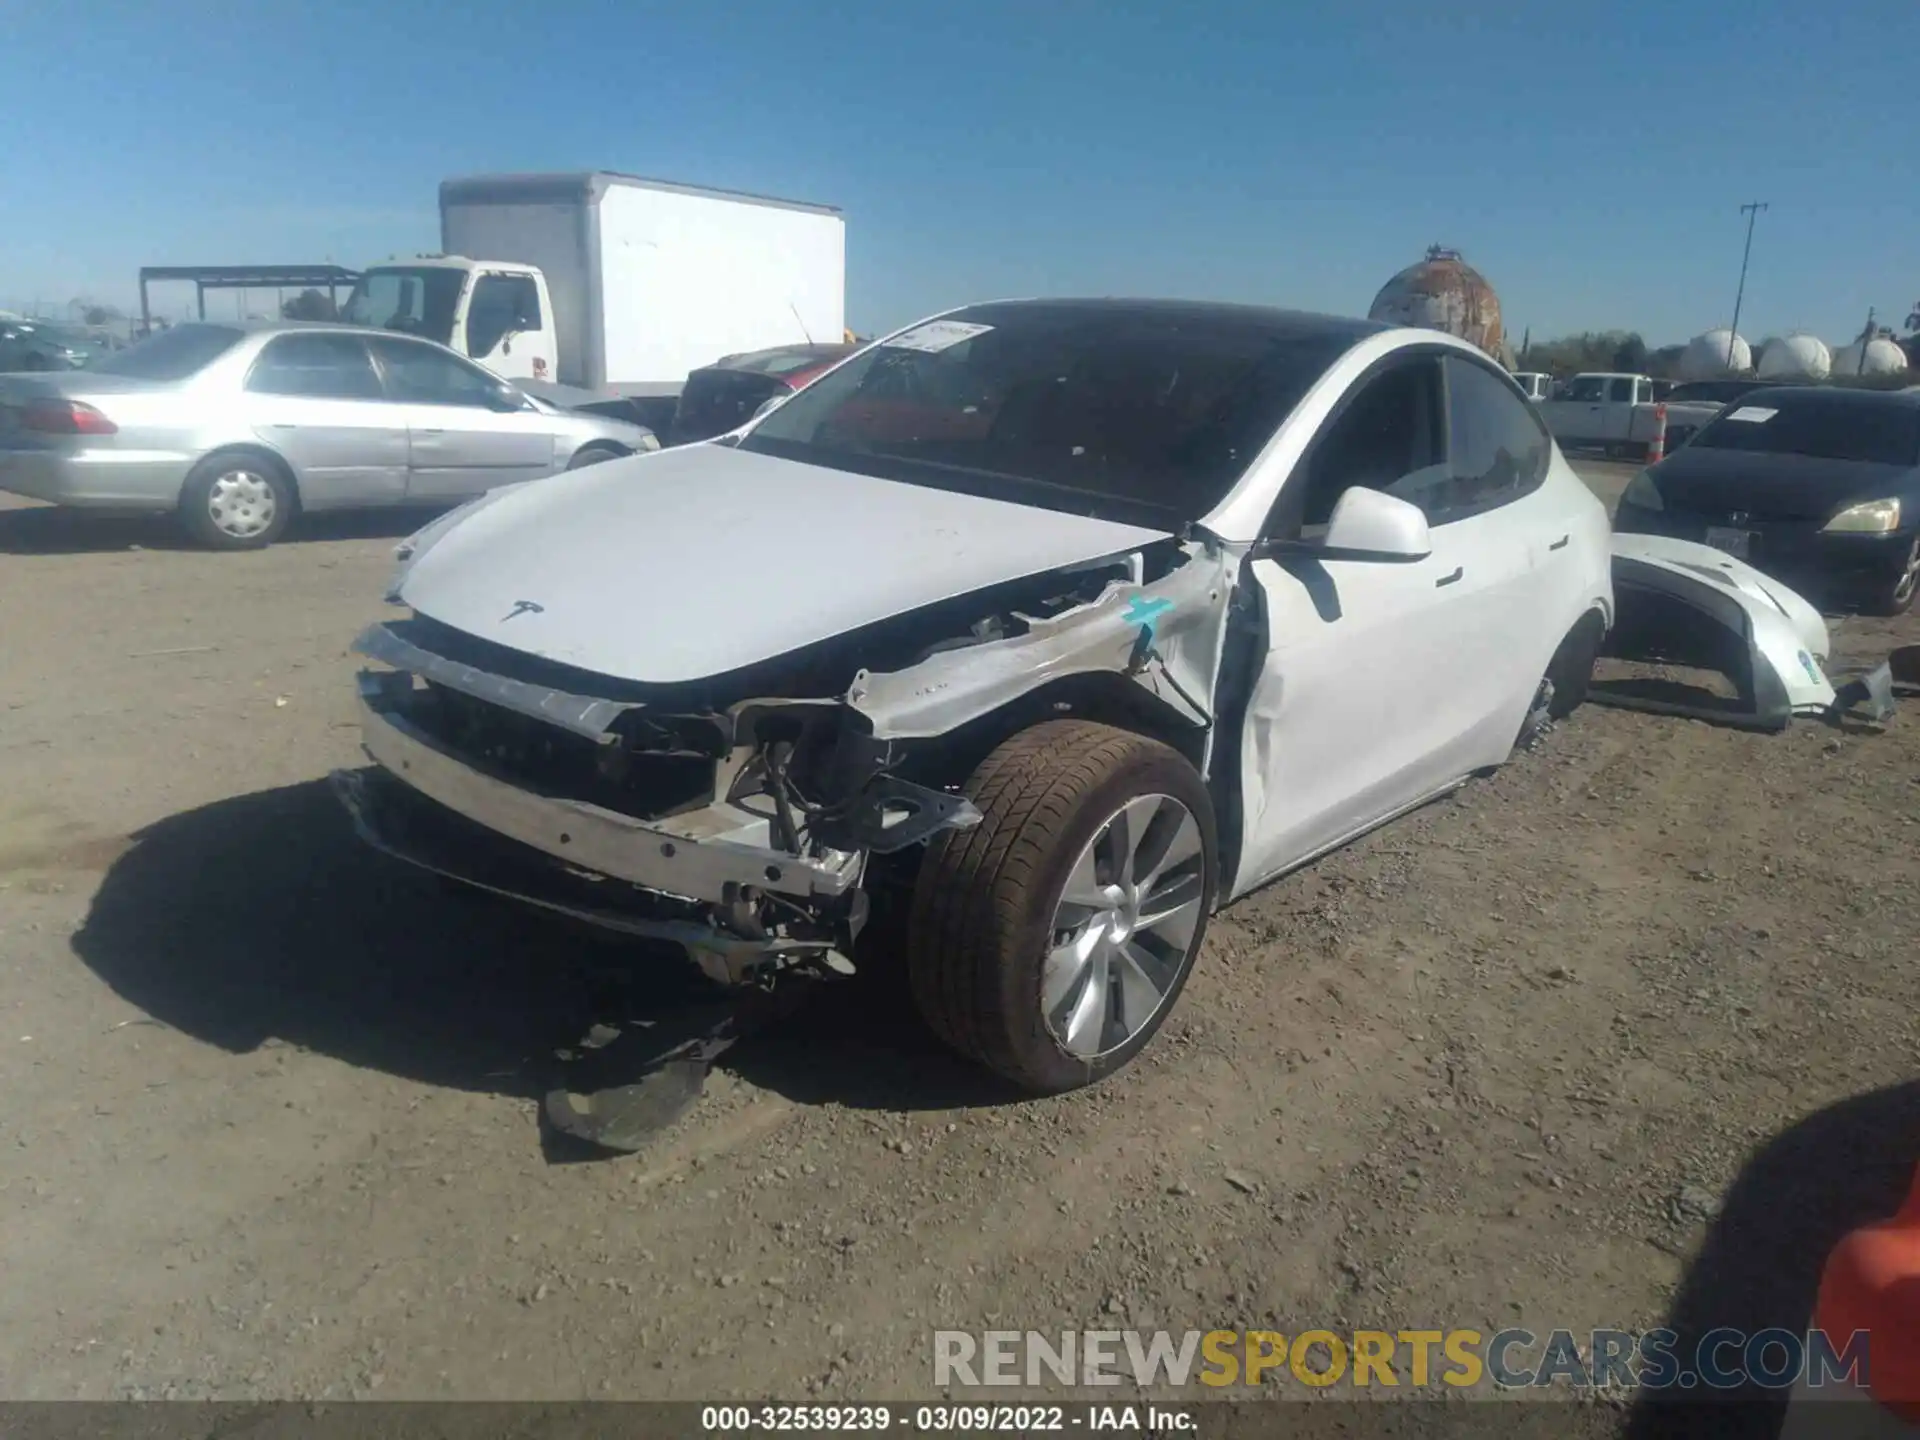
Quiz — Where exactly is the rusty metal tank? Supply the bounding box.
[1368,246,1506,359]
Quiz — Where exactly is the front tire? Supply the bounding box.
[177,452,295,550]
[1863,537,1920,617]
[907,720,1217,1094]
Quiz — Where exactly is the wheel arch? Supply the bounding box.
[894,669,1210,799]
[185,443,301,510]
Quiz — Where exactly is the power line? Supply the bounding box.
[1726,201,1768,369]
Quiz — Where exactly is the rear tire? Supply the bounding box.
[566,443,625,470]
[907,720,1217,1094]
[1544,608,1606,716]
[176,452,295,550]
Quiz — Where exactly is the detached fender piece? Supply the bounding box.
[1599,534,1837,731]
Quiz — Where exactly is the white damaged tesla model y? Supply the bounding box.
[334,299,1614,1093]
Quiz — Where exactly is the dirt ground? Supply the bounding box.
[2,461,1916,1425]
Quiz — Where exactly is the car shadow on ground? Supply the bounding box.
[70,779,1015,1137]
[0,503,443,555]
[1624,1080,1920,1439]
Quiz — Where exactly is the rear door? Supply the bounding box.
[1432,355,1585,753]
[365,335,561,499]
[1602,376,1637,442]
[239,332,408,507]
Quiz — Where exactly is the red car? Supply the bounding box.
[667,343,857,446]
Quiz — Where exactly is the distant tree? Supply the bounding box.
[281,288,339,321]
[1610,335,1649,373]
[1645,344,1687,380]
[81,303,123,327]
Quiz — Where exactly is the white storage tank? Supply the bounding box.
[1756,333,1832,381]
[1830,336,1909,378]
[1679,329,1751,380]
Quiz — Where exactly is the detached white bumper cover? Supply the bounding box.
[1603,534,1843,729]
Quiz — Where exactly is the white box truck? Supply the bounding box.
[341,172,846,430]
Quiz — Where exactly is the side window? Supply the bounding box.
[244,334,382,400]
[465,274,543,359]
[1607,377,1634,403]
[368,336,505,408]
[1273,357,1444,534]
[1433,356,1552,520]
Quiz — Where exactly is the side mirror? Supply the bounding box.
[487,383,530,413]
[1321,487,1432,560]
[1260,487,1432,564]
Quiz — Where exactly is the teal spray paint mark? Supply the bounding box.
[1123,595,1175,639]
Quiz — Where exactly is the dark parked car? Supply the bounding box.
[1615,386,1920,614]
[1662,378,1792,406]
[0,319,98,372]
[667,343,856,445]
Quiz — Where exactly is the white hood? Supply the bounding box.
[395,444,1171,685]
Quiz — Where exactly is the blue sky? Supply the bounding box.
[3,0,1912,348]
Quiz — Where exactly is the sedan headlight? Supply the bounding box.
[1620,469,1663,512]
[1821,498,1901,534]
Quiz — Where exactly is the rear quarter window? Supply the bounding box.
[90,325,245,381]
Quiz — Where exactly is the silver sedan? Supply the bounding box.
[0,321,658,548]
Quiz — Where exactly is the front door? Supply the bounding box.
[365,335,560,500]
[239,332,408,507]
[462,271,554,384]
[1232,355,1477,895]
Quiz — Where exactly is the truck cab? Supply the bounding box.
[342,257,559,386]
[1539,371,1657,451]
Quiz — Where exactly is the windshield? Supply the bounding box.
[721,346,855,378]
[1692,396,1920,467]
[739,303,1361,525]
[89,324,244,380]
[341,268,466,345]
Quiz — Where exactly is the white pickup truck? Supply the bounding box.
[1537,372,1725,459]
[341,172,847,432]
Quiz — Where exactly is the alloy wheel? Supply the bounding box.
[1042,793,1206,1060]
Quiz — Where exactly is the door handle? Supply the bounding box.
[417,428,445,435]
[269,423,297,430]
[1435,567,1464,587]
[1549,535,1570,551]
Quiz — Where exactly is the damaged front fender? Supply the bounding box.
[846,542,1234,743]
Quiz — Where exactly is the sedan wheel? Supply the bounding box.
[206,469,278,539]
[907,719,1218,1093]
[178,453,294,549]
[1869,537,1920,616]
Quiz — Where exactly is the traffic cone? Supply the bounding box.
[1781,1160,1920,1436]
[1646,404,1668,464]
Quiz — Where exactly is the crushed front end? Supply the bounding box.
[333,537,1230,988]
[332,615,982,986]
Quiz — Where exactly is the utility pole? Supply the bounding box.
[1727,201,1768,369]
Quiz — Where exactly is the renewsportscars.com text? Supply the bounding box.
[934,1327,1869,1392]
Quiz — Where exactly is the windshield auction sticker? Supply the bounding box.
[1726,406,1779,422]
[883,320,994,353]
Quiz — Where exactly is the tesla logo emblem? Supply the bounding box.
[500,600,544,622]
